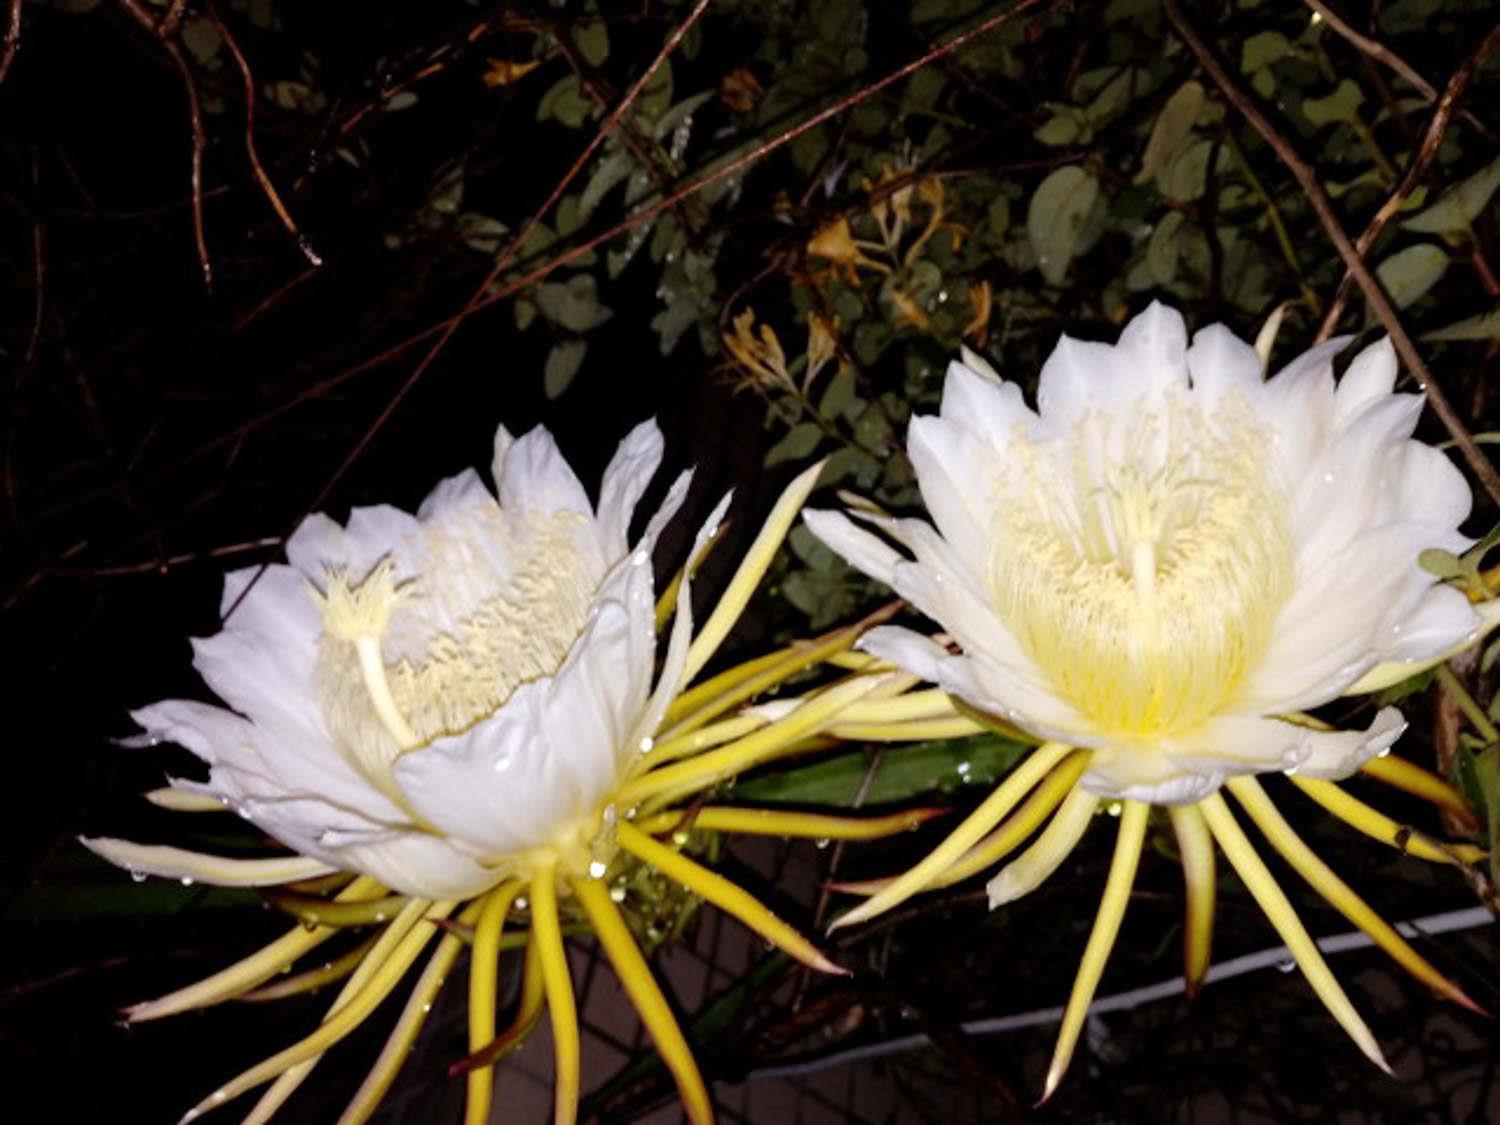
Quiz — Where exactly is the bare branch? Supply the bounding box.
[1164,0,1500,508]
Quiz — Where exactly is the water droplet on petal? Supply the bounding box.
[588,860,608,878]
[1276,957,1296,973]
[638,736,654,753]
[129,870,148,883]
[180,876,194,886]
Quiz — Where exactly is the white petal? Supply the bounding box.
[1332,337,1397,429]
[1035,334,1138,427]
[491,423,515,484]
[324,831,503,899]
[595,419,665,556]
[938,360,1037,450]
[1169,708,1406,782]
[1348,596,1500,693]
[498,426,593,518]
[416,468,493,521]
[803,509,907,591]
[1392,442,1471,532]
[1079,743,1223,804]
[1185,323,1262,403]
[906,415,991,564]
[80,838,335,886]
[985,789,1098,907]
[1379,583,1483,664]
[1116,300,1189,390]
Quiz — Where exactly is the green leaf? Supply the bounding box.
[535,274,613,332]
[1027,165,1100,286]
[729,733,1030,806]
[765,422,822,467]
[1034,106,1089,147]
[1146,211,1186,285]
[1373,243,1448,309]
[653,91,715,142]
[1136,80,1204,185]
[1422,305,1500,341]
[1463,745,1500,887]
[456,213,509,255]
[1158,138,1221,203]
[818,364,861,420]
[1302,79,1364,127]
[1402,157,1500,236]
[538,75,594,128]
[544,339,587,399]
[572,18,609,67]
[578,152,633,222]
[1240,30,1291,73]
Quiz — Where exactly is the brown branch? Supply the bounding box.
[47,0,1052,537]
[117,0,213,291]
[0,0,20,86]
[1315,20,1500,340]
[224,0,720,621]
[208,4,322,269]
[1164,0,1500,508]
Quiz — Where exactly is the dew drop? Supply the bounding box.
[638,736,654,753]
[609,885,626,903]
[632,550,650,566]
[492,755,512,774]
[1276,957,1296,973]
[814,837,831,850]
[588,860,608,878]
[374,913,387,923]
[129,870,148,884]
[422,1003,432,1013]
[180,876,195,886]
[514,896,528,910]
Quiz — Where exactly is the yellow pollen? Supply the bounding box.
[990,388,1291,740]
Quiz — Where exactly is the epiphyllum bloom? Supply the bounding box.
[807,303,1492,1098]
[86,423,925,1125]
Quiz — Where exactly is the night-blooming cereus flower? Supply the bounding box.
[85,423,922,1125]
[806,303,1493,1098]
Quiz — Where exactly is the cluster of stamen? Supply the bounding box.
[312,508,602,797]
[990,388,1292,740]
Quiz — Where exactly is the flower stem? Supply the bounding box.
[1436,664,1500,743]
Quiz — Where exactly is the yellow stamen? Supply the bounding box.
[237,937,377,1003]
[571,876,713,1125]
[681,458,826,685]
[634,805,944,842]
[530,865,579,1125]
[1198,793,1390,1073]
[829,741,1073,931]
[338,899,488,1125]
[452,938,546,1075]
[618,822,844,975]
[1292,777,1486,864]
[1166,804,1215,996]
[1227,777,1481,1012]
[143,787,228,812]
[836,689,962,724]
[985,788,1099,907]
[467,881,524,1125]
[126,876,386,1022]
[1041,801,1148,1103]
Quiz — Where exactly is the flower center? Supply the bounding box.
[990,388,1292,740]
[313,507,602,798]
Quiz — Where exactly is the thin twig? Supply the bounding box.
[1304,0,1492,141]
[1164,0,1500,508]
[208,4,322,268]
[0,0,20,86]
[224,0,718,622]
[1315,20,1500,339]
[117,0,213,290]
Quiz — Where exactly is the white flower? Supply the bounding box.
[806,302,1483,803]
[85,421,703,899]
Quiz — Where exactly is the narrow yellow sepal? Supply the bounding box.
[1041,801,1148,1104]
[467,882,524,1125]
[681,458,827,685]
[530,865,579,1125]
[1166,804,1215,997]
[828,742,1073,931]
[1198,793,1390,1074]
[634,805,945,842]
[1227,777,1481,1013]
[572,876,714,1124]
[618,822,844,975]
[1292,777,1486,864]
